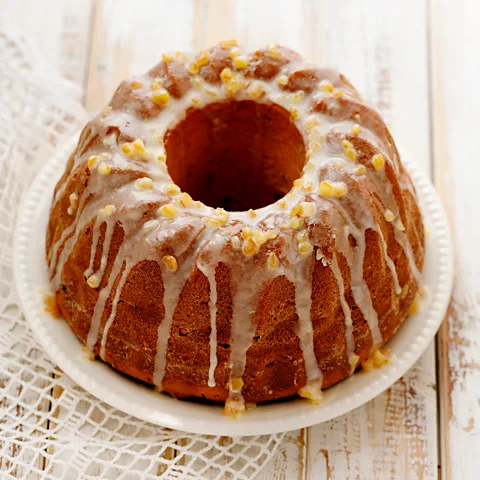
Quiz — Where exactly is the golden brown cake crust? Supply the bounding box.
[47,42,424,407]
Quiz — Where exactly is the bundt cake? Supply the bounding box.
[46,41,424,415]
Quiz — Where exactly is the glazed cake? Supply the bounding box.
[46,41,424,415]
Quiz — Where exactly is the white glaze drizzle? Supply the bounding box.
[100,260,132,359]
[86,242,128,350]
[329,253,356,372]
[322,200,383,350]
[291,255,323,386]
[153,225,210,387]
[97,219,115,281]
[196,232,227,388]
[84,215,102,279]
[374,225,402,294]
[394,229,422,283]
[340,227,383,348]
[227,260,271,402]
[50,184,92,284]
[361,157,422,287]
[197,260,218,388]
[84,217,115,284]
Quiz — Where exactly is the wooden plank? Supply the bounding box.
[85,0,329,110]
[307,352,437,478]
[430,1,480,479]
[86,0,197,111]
[322,0,431,175]
[306,1,438,478]
[257,429,307,480]
[0,0,93,88]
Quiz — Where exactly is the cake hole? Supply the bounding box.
[164,100,306,211]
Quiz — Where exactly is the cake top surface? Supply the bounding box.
[52,40,411,260]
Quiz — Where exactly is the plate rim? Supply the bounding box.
[13,134,454,436]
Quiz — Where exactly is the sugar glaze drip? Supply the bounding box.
[196,230,228,388]
[196,260,219,388]
[291,255,323,385]
[329,253,357,372]
[153,225,211,386]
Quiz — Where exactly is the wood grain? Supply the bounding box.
[430,1,480,479]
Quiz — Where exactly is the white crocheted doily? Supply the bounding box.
[0,31,286,480]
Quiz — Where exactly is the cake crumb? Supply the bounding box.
[409,285,430,314]
[44,293,60,318]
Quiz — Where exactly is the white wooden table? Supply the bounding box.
[2,1,479,478]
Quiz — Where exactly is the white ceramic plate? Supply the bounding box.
[14,134,453,436]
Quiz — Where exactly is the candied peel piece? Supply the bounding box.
[135,177,153,190]
[290,201,315,218]
[361,348,390,373]
[162,255,178,272]
[159,204,177,218]
[98,163,112,175]
[372,153,385,171]
[409,286,428,314]
[298,382,323,405]
[319,180,347,198]
[151,89,170,106]
[298,241,313,255]
[268,251,279,269]
[228,377,244,392]
[233,55,249,70]
[242,236,259,256]
[165,184,181,195]
[86,273,101,288]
